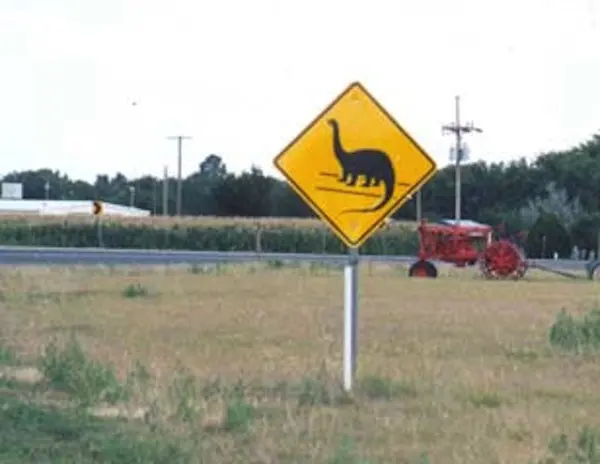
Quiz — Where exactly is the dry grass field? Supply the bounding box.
[1,262,599,463]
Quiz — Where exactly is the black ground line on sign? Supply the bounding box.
[315,186,381,198]
[319,172,338,178]
[318,172,413,188]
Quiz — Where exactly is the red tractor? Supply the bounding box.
[408,219,528,279]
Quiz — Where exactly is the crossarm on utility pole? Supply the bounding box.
[166,135,192,216]
[441,96,482,224]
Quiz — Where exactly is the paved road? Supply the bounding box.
[0,245,594,274]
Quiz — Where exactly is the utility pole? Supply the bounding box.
[152,178,158,215]
[162,165,169,216]
[166,135,192,216]
[442,96,482,223]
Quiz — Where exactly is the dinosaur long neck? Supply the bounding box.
[331,123,346,160]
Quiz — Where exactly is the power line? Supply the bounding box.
[442,96,482,223]
[166,135,192,216]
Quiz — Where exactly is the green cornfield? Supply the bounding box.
[0,215,419,255]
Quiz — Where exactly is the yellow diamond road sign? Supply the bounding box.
[273,81,438,248]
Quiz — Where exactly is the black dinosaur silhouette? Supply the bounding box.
[327,118,395,213]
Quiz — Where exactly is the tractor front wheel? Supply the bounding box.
[481,240,527,279]
[409,260,438,278]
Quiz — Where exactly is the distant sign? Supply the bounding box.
[92,201,104,216]
[1,182,23,200]
[273,82,437,248]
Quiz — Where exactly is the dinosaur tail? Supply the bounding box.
[341,178,394,214]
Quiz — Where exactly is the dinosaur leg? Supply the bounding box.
[372,178,381,186]
[361,175,372,187]
[338,170,349,183]
[346,173,358,186]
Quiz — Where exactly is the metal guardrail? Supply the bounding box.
[0,246,412,266]
[0,245,597,276]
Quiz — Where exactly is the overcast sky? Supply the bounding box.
[1,0,599,183]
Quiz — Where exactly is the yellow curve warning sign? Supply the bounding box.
[273,81,438,248]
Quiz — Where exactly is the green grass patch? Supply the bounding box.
[0,393,189,464]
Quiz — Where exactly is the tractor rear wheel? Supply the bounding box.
[409,260,438,278]
[480,240,528,280]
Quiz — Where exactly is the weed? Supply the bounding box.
[122,283,149,299]
[535,426,600,463]
[266,259,284,269]
[410,452,431,464]
[297,376,333,407]
[39,336,129,406]
[189,263,222,275]
[170,374,257,433]
[329,435,373,464]
[465,390,504,408]
[223,395,256,432]
[0,342,19,366]
[259,378,292,400]
[507,426,533,443]
[188,263,206,274]
[549,308,600,353]
[505,347,540,362]
[124,360,152,398]
[168,368,199,424]
[200,377,228,400]
[358,375,418,400]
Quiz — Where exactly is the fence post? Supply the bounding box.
[255,223,262,253]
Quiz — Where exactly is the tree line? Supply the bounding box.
[2,133,600,254]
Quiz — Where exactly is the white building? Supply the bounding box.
[0,199,151,217]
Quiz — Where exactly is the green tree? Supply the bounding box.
[525,212,572,259]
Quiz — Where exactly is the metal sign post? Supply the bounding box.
[343,247,359,392]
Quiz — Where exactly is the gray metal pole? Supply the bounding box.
[416,189,422,222]
[167,135,192,217]
[162,165,169,216]
[343,247,359,392]
[455,96,462,223]
[152,179,157,215]
[176,137,182,215]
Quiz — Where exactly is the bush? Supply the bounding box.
[0,217,419,255]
